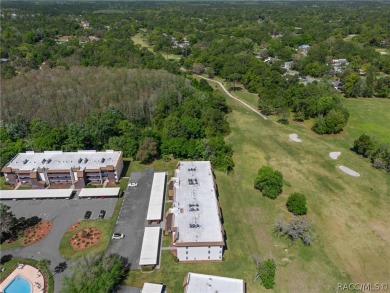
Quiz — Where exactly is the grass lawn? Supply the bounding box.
[0,176,14,190]
[59,196,123,259]
[131,32,181,60]
[131,32,154,52]
[125,82,389,292]
[0,258,54,293]
[127,158,179,179]
[0,236,24,251]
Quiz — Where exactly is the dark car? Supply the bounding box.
[98,210,106,219]
[84,211,92,219]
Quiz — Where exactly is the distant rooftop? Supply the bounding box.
[184,272,245,293]
[4,150,122,171]
[171,161,223,244]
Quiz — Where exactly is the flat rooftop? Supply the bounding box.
[172,161,223,244]
[0,189,73,200]
[78,187,120,198]
[4,150,121,171]
[184,272,245,293]
[142,283,164,293]
[139,227,161,266]
[146,172,166,221]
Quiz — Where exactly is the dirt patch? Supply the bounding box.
[47,183,72,189]
[67,221,81,232]
[329,152,341,160]
[69,227,102,250]
[105,182,118,187]
[289,133,302,142]
[339,165,360,177]
[23,220,53,246]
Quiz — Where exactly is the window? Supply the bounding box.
[186,257,188,260]
[208,246,210,248]
[186,251,188,254]
[208,256,210,259]
[186,246,188,249]
[208,251,210,254]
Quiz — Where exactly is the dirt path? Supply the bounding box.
[195,75,268,120]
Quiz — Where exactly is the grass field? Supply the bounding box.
[59,197,123,259]
[0,176,14,190]
[125,81,389,292]
[131,32,182,60]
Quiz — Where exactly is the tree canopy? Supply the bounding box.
[254,166,283,199]
[62,253,129,293]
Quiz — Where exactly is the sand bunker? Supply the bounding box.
[329,152,341,160]
[289,134,302,142]
[339,165,360,177]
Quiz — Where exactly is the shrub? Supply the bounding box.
[254,166,283,199]
[257,259,276,289]
[286,193,307,215]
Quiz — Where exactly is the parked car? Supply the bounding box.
[112,233,125,239]
[84,211,92,219]
[128,182,138,187]
[98,210,106,219]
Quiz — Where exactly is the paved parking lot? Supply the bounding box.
[3,197,118,221]
[2,196,118,259]
[108,169,154,269]
[1,195,119,293]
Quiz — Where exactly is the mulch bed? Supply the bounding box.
[69,227,102,250]
[67,221,81,232]
[23,220,53,246]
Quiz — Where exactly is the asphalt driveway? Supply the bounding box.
[108,169,154,269]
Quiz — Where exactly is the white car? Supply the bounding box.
[128,182,138,187]
[112,233,125,239]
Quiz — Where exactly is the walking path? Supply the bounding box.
[195,75,268,120]
[161,247,176,251]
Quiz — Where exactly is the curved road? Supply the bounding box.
[194,75,268,120]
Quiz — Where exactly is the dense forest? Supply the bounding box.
[1,1,390,169]
[1,67,233,170]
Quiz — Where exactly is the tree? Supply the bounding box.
[275,215,315,246]
[39,259,51,270]
[254,166,283,199]
[312,109,348,134]
[353,134,378,158]
[54,262,68,275]
[62,253,129,293]
[256,259,276,289]
[286,193,307,215]
[0,203,16,234]
[136,137,160,163]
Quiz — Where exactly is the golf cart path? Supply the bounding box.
[195,75,268,120]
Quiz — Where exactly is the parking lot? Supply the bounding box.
[108,169,154,269]
[3,197,118,222]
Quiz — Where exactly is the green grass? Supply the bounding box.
[341,98,390,144]
[128,158,179,179]
[124,84,390,292]
[131,32,154,52]
[0,236,24,250]
[0,176,14,190]
[59,197,123,259]
[131,32,181,60]
[0,258,54,293]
